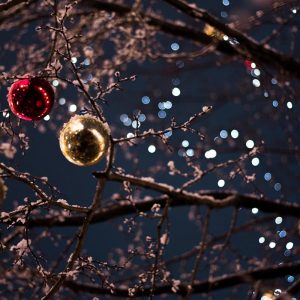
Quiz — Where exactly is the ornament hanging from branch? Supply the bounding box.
[261,291,275,300]
[7,77,55,121]
[59,115,110,166]
[203,24,224,40]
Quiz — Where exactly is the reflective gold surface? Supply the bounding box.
[261,291,275,300]
[203,24,224,40]
[59,115,109,166]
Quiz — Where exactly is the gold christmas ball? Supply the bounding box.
[59,115,110,166]
[203,24,224,40]
[261,291,275,300]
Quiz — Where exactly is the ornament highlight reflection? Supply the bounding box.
[59,115,110,166]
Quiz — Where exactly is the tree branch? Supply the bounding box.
[42,178,106,299]
[82,0,238,55]
[163,0,300,78]
[63,260,300,297]
[26,172,300,227]
[85,0,300,79]
[0,0,30,11]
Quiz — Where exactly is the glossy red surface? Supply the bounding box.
[7,78,54,121]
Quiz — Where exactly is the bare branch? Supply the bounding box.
[63,260,300,297]
[163,0,300,78]
[86,0,300,79]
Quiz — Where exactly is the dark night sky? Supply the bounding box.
[1,0,300,299]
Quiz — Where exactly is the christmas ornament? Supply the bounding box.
[8,77,55,121]
[203,24,224,40]
[59,115,110,166]
[261,291,275,300]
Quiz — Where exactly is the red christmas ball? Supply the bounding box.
[7,77,55,121]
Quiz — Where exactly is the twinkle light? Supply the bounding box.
[138,114,146,122]
[3,111,9,118]
[272,100,279,108]
[142,96,150,104]
[158,110,166,118]
[269,241,276,248]
[172,87,181,96]
[148,145,156,153]
[52,79,59,87]
[182,140,189,147]
[274,183,281,191]
[220,130,228,139]
[158,102,165,110]
[204,149,217,159]
[231,129,239,139]
[218,179,225,187]
[287,101,293,109]
[178,149,185,157]
[253,69,261,76]
[271,78,278,85]
[251,157,260,166]
[252,207,259,214]
[279,230,286,238]
[164,131,172,137]
[274,290,281,297]
[123,118,132,126]
[83,58,90,66]
[171,42,180,51]
[275,217,283,225]
[71,57,77,64]
[127,132,134,138]
[286,242,294,250]
[186,149,194,157]
[246,140,254,149]
[132,120,141,129]
[252,79,261,87]
[259,237,265,243]
[164,101,173,109]
[264,172,271,181]
[120,114,128,122]
[59,98,66,105]
[69,104,77,112]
